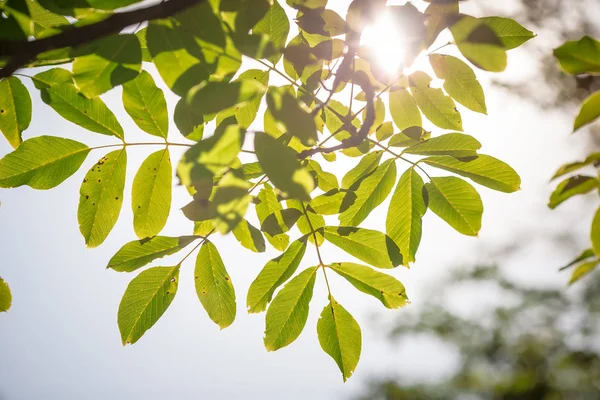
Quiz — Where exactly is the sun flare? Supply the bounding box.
[360,12,405,73]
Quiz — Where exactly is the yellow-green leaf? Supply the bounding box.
[0,76,31,148]
[122,70,168,138]
[195,240,236,329]
[73,34,141,97]
[78,149,127,248]
[232,219,266,253]
[574,91,600,132]
[404,133,481,158]
[409,71,463,131]
[591,207,600,257]
[425,176,483,236]
[480,16,535,50]
[549,175,598,209]
[118,265,179,345]
[317,298,362,382]
[386,167,427,265]
[389,88,421,131]
[423,155,521,193]
[256,183,290,251]
[328,262,408,309]
[429,54,487,114]
[0,135,89,189]
[264,266,318,351]
[107,236,197,273]
[253,0,290,64]
[554,36,600,75]
[0,277,12,312]
[569,261,599,285]
[341,150,383,189]
[247,237,307,313]
[132,149,172,239]
[450,15,507,72]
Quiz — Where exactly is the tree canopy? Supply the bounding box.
[0,0,557,381]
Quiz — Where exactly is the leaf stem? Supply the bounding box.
[367,138,433,179]
[90,141,193,151]
[178,230,215,266]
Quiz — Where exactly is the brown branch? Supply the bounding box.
[299,72,376,159]
[0,0,205,79]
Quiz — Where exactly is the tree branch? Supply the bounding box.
[0,0,205,79]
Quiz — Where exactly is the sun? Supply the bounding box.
[360,11,405,73]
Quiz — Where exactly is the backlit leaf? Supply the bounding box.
[266,86,317,146]
[409,71,462,131]
[122,70,168,138]
[317,298,362,382]
[233,219,266,253]
[254,132,314,201]
[0,76,31,148]
[328,262,408,309]
[310,189,348,215]
[425,176,483,236]
[195,240,236,329]
[429,54,487,114]
[174,98,204,141]
[247,237,307,313]
[341,150,383,189]
[480,16,535,50]
[73,34,141,97]
[569,261,599,285]
[264,266,318,351]
[118,265,179,345]
[132,149,172,239]
[389,88,421,131]
[404,133,481,158]
[552,153,600,180]
[107,236,197,273]
[574,91,600,132]
[554,36,600,75]
[0,277,12,312]
[450,15,507,72]
[78,149,127,248]
[591,207,600,257]
[386,167,427,265]
[549,175,598,209]
[339,159,396,226]
[188,79,265,117]
[423,155,521,193]
[41,83,124,139]
[323,226,403,269]
[253,0,290,64]
[31,68,72,89]
[0,136,89,189]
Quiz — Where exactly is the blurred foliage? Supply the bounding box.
[359,265,600,399]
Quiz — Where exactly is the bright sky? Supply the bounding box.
[0,1,598,399]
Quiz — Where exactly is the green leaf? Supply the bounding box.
[122,70,168,138]
[549,175,598,209]
[27,0,69,37]
[429,54,487,114]
[386,167,427,265]
[107,236,197,273]
[591,207,600,257]
[375,122,394,141]
[266,86,317,146]
[310,189,348,215]
[31,68,72,90]
[233,219,266,253]
[212,171,252,234]
[136,27,152,62]
[409,71,462,131]
[560,248,595,272]
[450,15,507,72]
[132,149,172,239]
[0,277,12,312]
[328,262,408,309]
[118,265,179,345]
[404,133,481,158]
[552,153,600,181]
[254,132,314,201]
[0,135,89,189]
[0,77,31,148]
[234,69,270,128]
[480,16,536,50]
[317,298,362,382]
[78,149,127,248]
[423,155,521,193]
[569,261,599,285]
[174,98,204,141]
[187,80,265,117]
[389,88,421,131]
[261,208,302,236]
[247,237,307,313]
[195,240,236,329]
[253,0,290,64]
[41,83,124,139]
[554,36,600,75]
[574,91,600,132]
[72,34,141,97]
[425,176,483,236]
[307,159,338,192]
[256,183,290,251]
[323,226,403,269]
[339,159,397,226]
[264,266,318,351]
[341,150,383,189]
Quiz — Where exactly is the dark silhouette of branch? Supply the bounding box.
[0,0,205,79]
